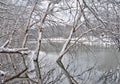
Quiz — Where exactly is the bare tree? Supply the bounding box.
[0,0,120,84]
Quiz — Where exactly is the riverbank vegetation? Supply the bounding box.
[0,0,120,84]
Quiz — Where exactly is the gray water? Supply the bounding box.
[43,43,120,70]
[39,43,120,84]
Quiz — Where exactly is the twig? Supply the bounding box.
[3,68,27,83]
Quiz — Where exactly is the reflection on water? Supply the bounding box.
[42,43,120,71]
[38,43,120,84]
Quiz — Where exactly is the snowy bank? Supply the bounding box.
[28,36,115,47]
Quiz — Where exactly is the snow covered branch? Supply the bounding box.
[0,47,28,54]
[56,25,78,84]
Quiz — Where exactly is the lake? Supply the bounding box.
[37,43,120,84]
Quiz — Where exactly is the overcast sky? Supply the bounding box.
[11,0,84,25]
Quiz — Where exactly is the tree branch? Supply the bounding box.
[3,68,27,83]
[0,47,28,54]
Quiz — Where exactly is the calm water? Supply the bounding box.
[41,43,119,70]
[38,43,120,84]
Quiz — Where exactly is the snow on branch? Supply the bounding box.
[0,47,28,54]
[1,40,10,48]
[25,51,38,83]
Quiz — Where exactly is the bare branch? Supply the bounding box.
[3,68,27,83]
